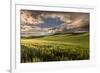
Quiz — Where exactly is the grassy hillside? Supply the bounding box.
[21,32,89,63]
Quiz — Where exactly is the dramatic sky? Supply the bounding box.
[20,9,89,36]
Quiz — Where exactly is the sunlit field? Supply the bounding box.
[21,32,89,63]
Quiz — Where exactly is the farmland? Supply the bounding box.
[21,32,89,63]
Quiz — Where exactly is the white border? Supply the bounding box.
[11,4,96,73]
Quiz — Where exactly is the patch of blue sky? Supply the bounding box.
[39,17,64,28]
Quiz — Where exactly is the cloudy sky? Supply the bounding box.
[20,9,89,36]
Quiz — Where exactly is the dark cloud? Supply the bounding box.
[20,10,89,36]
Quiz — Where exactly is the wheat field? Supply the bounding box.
[21,32,89,63]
